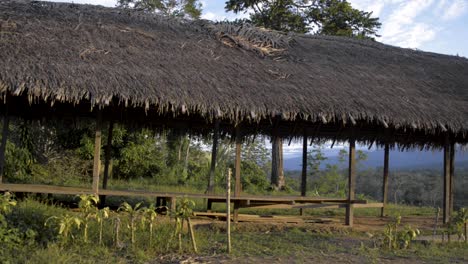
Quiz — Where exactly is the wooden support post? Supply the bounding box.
[233,201,240,223]
[0,115,10,184]
[207,120,219,195]
[100,120,114,205]
[443,138,451,224]
[301,131,308,197]
[381,143,390,217]
[169,197,177,212]
[92,111,102,195]
[346,139,356,226]
[233,126,242,221]
[300,131,308,216]
[449,143,455,217]
[234,127,241,197]
[226,168,231,254]
[207,199,213,213]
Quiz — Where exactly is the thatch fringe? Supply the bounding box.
[0,0,467,145]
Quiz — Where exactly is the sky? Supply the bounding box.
[51,0,468,57]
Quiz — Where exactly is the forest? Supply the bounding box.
[2,118,467,209]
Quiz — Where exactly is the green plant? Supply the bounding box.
[141,204,164,247]
[77,194,99,243]
[451,208,467,242]
[96,207,110,245]
[45,214,82,244]
[118,202,143,245]
[0,192,16,215]
[169,198,195,252]
[381,215,420,250]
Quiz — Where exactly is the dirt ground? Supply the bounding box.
[156,215,448,264]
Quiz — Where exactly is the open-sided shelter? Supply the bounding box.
[1,0,467,225]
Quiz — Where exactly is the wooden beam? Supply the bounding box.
[206,120,219,194]
[100,119,114,205]
[0,115,10,184]
[234,126,242,197]
[345,139,356,226]
[92,111,102,195]
[449,142,455,217]
[301,130,308,197]
[381,143,390,217]
[443,138,451,224]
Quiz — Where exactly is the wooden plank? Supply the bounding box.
[0,114,10,184]
[92,111,102,194]
[443,140,451,224]
[0,183,92,195]
[381,143,390,217]
[346,139,356,226]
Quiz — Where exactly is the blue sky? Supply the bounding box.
[54,0,468,57]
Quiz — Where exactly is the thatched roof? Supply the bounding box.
[1,0,468,146]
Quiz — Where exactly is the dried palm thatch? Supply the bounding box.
[0,1,468,147]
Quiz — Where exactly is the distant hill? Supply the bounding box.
[283,148,468,171]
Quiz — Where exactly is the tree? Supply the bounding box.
[225,0,381,39]
[117,0,203,19]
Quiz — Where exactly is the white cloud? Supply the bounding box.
[379,0,437,48]
[349,0,385,17]
[441,0,468,20]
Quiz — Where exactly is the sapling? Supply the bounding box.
[168,198,196,253]
[96,207,110,245]
[118,202,143,245]
[77,194,99,243]
[141,204,164,247]
[45,214,82,244]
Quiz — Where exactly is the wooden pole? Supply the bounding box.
[345,139,356,226]
[381,143,390,217]
[207,120,219,194]
[226,168,232,254]
[443,137,451,224]
[187,217,198,253]
[233,127,241,222]
[449,143,455,217]
[234,127,241,197]
[300,131,308,216]
[271,136,281,188]
[0,115,10,184]
[100,119,114,205]
[92,111,102,195]
[301,131,308,197]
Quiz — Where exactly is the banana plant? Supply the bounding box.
[140,204,164,247]
[77,194,99,243]
[168,198,196,253]
[96,207,110,245]
[45,214,82,244]
[452,208,467,242]
[118,202,143,245]
[0,192,16,215]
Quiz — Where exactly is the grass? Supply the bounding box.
[1,195,466,264]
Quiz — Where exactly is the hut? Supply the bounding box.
[0,0,467,225]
